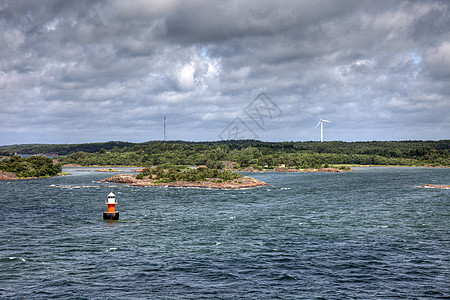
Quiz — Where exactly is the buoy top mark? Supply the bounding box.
[107,192,117,204]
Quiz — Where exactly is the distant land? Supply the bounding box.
[1,140,449,168]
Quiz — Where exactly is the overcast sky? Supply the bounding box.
[1,0,449,145]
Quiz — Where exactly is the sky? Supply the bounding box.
[1,0,449,145]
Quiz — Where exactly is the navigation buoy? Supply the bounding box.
[103,192,119,220]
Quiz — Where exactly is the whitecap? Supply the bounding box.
[106,247,117,252]
[51,184,104,189]
[9,257,26,262]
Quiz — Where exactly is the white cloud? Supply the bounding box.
[113,0,182,18]
[1,29,25,50]
[176,64,195,91]
[0,0,449,143]
[424,41,450,78]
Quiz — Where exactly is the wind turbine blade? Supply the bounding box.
[322,119,331,122]
[315,121,321,128]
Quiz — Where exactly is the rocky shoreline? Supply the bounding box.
[98,168,122,172]
[100,174,269,189]
[0,171,19,180]
[419,184,450,189]
[273,167,350,173]
[0,171,50,180]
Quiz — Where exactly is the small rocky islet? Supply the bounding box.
[419,184,450,189]
[100,173,269,189]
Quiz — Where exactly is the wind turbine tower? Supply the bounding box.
[316,115,331,143]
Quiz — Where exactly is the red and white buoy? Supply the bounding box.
[103,192,119,220]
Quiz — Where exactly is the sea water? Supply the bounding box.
[0,167,449,299]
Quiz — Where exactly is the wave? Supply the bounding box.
[50,184,111,189]
[8,257,26,262]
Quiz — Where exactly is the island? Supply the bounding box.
[98,168,123,172]
[0,155,62,180]
[100,166,269,189]
[272,167,352,172]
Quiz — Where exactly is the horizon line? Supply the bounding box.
[1,138,450,147]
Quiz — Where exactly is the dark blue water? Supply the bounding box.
[1,167,449,299]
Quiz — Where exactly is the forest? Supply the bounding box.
[2,140,447,168]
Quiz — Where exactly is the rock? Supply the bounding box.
[274,168,301,172]
[317,168,345,173]
[222,161,239,170]
[274,167,350,172]
[420,184,450,189]
[99,174,138,184]
[98,168,122,172]
[0,171,19,180]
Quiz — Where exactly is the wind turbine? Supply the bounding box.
[315,115,331,143]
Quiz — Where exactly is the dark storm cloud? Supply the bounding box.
[0,0,449,144]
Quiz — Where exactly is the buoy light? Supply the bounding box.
[103,192,119,220]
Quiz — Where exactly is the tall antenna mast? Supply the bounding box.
[164,116,167,141]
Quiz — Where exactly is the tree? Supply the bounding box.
[0,156,62,178]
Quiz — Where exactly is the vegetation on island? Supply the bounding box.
[1,140,449,169]
[135,166,242,183]
[0,156,62,178]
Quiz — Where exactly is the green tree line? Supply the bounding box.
[48,140,450,168]
[0,141,133,156]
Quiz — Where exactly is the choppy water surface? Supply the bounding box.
[1,167,449,299]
